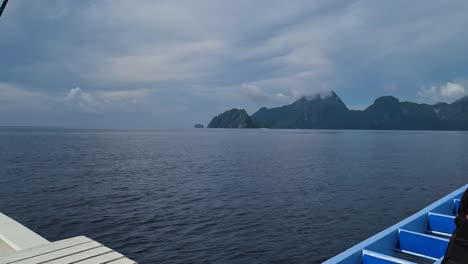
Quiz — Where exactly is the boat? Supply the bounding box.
[0,213,136,263]
[323,184,468,264]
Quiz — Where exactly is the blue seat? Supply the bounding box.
[426,213,455,236]
[396,229,449,260]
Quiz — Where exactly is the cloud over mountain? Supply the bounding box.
[417,82,466,104]
[1,1,468,127]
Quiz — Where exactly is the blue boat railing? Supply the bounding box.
[323,184,468,264]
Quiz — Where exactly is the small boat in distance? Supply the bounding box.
[323,184,468,264]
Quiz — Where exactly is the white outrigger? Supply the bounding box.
[0,213,136,263]
[323,184,468,264]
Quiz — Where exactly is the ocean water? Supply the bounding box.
[1,128,468,263]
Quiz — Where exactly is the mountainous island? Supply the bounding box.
[207,92,468,130]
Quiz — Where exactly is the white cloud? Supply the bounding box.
[239,84,288,103]
[290,85,332,99]
[88,40,225,84]
[95,88,156,103]
[0,84,157,114]
[417,82,466,104]
[417,86,438,104]
[63,87,157,113]
[64,87,101,113]
[3,0,468,128]
[276,92,287,98]
[440,82,465,100]
[238,81,334,105]
[69,0,467,95]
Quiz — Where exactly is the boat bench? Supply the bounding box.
[0,236,136,264]
[323,185,468,264]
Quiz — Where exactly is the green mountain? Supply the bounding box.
[362,96,441,130]
[207,92,468,130]
[207,108,258,128]
[251,92,352,129]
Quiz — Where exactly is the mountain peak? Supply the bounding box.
[294,91,340,103]
[207,108,257,128]
[373,96,400,105]
[208,92,468,130]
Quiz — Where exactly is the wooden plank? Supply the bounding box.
[73,252,123,264]
[0,236,92,263]
[10,241,102,264]
[0,235,136,264]
[40,246,112,264]
[107,257,137,264]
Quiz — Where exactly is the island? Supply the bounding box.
[194,124,205,128]
[208,109,258,128]
[207,91,468,130]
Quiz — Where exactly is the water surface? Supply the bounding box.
[1,128,467,263]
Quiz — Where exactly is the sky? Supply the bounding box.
[1,0,468,129]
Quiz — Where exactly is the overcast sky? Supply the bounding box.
[1,0,468,128]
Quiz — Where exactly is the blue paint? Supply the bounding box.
[427,213,455,235]
[323,184,468,264]
[397,230,448,259]
[453,199,461,215]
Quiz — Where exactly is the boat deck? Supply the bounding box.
[0,240,14,256]
[0,213,136,263]
[0,236,135,264]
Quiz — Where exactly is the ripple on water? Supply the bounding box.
[1,129,468,263]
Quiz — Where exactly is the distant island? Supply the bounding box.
[207,92,468,130]
[194,124,205,128]
[206,109,257,129]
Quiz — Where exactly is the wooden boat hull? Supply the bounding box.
[323,184,468,264]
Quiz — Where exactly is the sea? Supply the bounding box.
[1,128,467,263]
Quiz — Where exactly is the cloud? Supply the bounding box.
[290,85,332,99]
[161,105,189,113]
[0,83,51,111]
[63,87,157,113]
[417,82,466,104]
[239,84,290,103]
[440,82,465,100]
[64,87,101,113]
[0,1,352,91]
[3,1,468,128]
[4,1,468,90]
[95,88,155,102]
[0,84,157,114]
[238,81,335,105]
[88,40,225,84]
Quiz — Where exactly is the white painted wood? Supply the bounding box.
[0,236,91,263]
[0,213,49,251]
[40,246,112,264]
[0,240,14,256]
[0,230,137,264]
[73,252,123,264]
[8,242,102,264]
